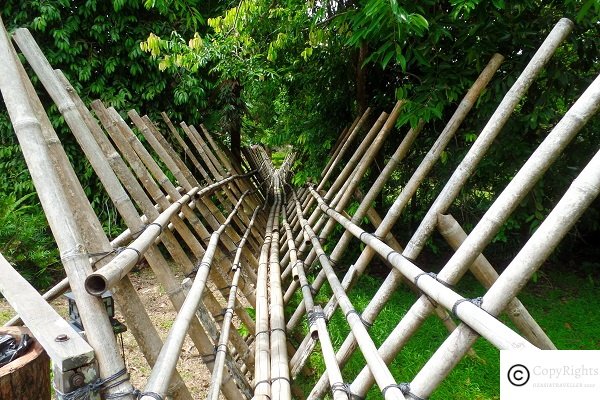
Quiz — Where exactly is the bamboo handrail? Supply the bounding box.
[292,191,406,400]
[207,207,260,400]
[140,191,250,399]
[348,62,599,399]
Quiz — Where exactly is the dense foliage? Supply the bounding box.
[1,0,599,287]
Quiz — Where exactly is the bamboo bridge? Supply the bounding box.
[1,16,599,400]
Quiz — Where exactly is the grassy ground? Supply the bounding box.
[2,261,598,399]
[291,266,600,399]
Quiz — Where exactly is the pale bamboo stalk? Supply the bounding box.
[308,20,572,396]
[268,175,291,400]
[3,23,134,398]
[281,196,346,400]
[284,117,422,312]
[137,112,253,241]
[208,207,260,400]
[349,65,599,398]
[4,277,68,326]
[253,196,277,400]
[4,65,193,399]
[85,185,198,295]
[199,123,264,212]
[292,191,405,400]
[437,213,556,349]
[50,69,196,399]
[140,192,249,399]
[318,108,371,186]
[410,146,600,399]
[116,108,260,273]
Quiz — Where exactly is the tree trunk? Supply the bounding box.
[0,327,50,400]
[356,41,368,114]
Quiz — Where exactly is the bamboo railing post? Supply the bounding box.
[2,23,134,398]
[410,146,600,399]
[306,19,572,397]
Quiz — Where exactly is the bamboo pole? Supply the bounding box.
[140,192,249,399]
[437,213,556,349]
[2,23,134,398]
[348,63,598,399]
[306,19,572,397]
[268,174,291,400]
[292,191,405,400]
[317,108,372,188]
[410,145,600,399]
[89,104,248,398]
[208,207,260,400]
[253,192,277,400]
[281,196,347,400]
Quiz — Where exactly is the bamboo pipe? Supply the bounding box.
[307,19,572,396]
[137,113,256,247]
[318,108,371,186]
[268,175,291,400]
[292,191,405,400]
[437,213,556,349]
[299,50,503,397]
[198,123,264,212]
[48,69,198,399]
[283,116,421,306]
[140,191,249,399]
[281,196,347,400]
[2,24,134,398]
[411,146,600,399]
[207,207,260,400]
[253,193,278,400]
[85,185,196,295]
[349,61,599,399]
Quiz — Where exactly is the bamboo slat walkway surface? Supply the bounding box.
[1,15,599,400]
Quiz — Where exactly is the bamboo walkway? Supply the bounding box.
[1,15,600,400]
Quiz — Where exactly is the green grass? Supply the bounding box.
[291,268,600,399]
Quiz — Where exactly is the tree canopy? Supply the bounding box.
[0,0,599,286]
